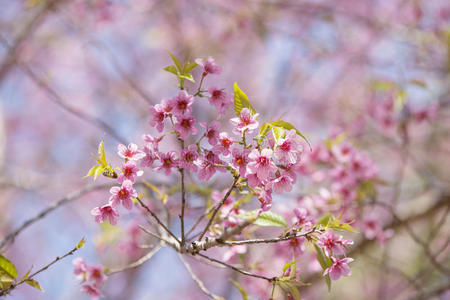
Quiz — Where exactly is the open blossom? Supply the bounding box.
[271,172,294,193]
[174,115,198,139]
[141,145,156,168]
[196,149,225,181]
[91,204,120,225]
[200,121,220,146]
[86,265,107,287]
[316,229,353,257]
[323,257,354,281]
[179,144,199,172]
[170,91,194,116]
[274,129,303,164]
[109,180,137,210]
[142,134,162,151]
[155,151,178,176]
[81,284,104,299]
[208,87,232,115]
[231,147,250,177]
[118,161,144,183]
[195,56,221,76]
[117,143,145,161]
[331,142,355,163]
[247,148,277,181]
[230,108,259,135]
[214,132,234,155]
[148,104,166,132]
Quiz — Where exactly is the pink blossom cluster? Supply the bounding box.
[73,258,107,299]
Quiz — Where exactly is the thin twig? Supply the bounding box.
[179,254,223,300]
[138,225,174,246]
[107,245,162,275]
[0,183,112,250]
[197,177,239,241]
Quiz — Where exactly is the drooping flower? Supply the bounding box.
[117,161,144,183]
[109,180,137,210]
[117,143,145,161]
[73,257,87,278]
[316,229,353,257]
[271,172,294,193]
[91,204,120,225]
[200,121,220,146]
[323,257,354,281]
[141,145,156,168]
[142,134,163,151]
[274,129,303,164]
[155,151,178,176]
[208,87,232,115]
[179,144,199,172]
[81,284,104,299]
[174,115,198,139]
[195,57,221,76]
[247,148,277,182]
[170,91,194,116]
[148,104,166,132]
[231,147,250,177]
[86,265,107,287]
[230,108,259,135]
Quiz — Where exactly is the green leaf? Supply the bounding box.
[230,279,248,300]
[183,61,198,73]
[178,73,195,83]
[272,126,285,143]
[0,271,14,290]
[84,165,100,179]
[163,65,178,75]
[0,254,17,279]
[271,120,311,151]
[234,82,256,116]
[313,244,332,292]
[25,279,44,292]
[169,52,182,71]
[254,211,287,227]
[282,260,302,275]
[76,237,86,249]
[278,281,301,300]
[97,138,107,166]
[317,213,334,227]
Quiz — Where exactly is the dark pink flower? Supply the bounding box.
[214,132,234,155]
[81,284,104,299]
[208,87,232,115]
[118,161,144,183]
[141,145,156,168]
[170,91,194,116]
[230,108,259,135]
[247,149,277,182]
[195,57,221,76]
[323,257,354,281]
[231,147,250,177]
[179,144,199,172]
[109,180,137,210]
[174,115,198,139]
[117,143,145,161]
[91,204,120,225]
[316,229,353,257]
[149,104,166,132]
[155,151,178,176]
[200,121,220,146]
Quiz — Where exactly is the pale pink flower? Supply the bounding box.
[148,104,166,132]
[73,257,87,278]
[223,245,247,262]
[331,142,355,163]
[81,284,104,299]
[86,265,107,287]
[195,57,221,76]
[231,147,250,177]
[117,143,145,161]
[174,115,198,139]
[284,236,306,256]
[316,229,353,257]
[117,161,144,183]
[293,207,313,229]
[109,180,137,210]
[155,151,178,176]
[142,134,162,151]
[271,172,294,194]
[141,145,156,168]
[247,148,277,182]
[214,132,234,155]
[230,108,259,135]
[170,91,194,116]
[208,87,232,115]
[323,257,354,281]
[200,121,220,146]
[274,129,303,164]
[256,188,273,211]
[91,204,120,225]
[179,144,199,172]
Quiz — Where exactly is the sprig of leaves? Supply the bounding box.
[163,52,198,89]
[84,138,115,181]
